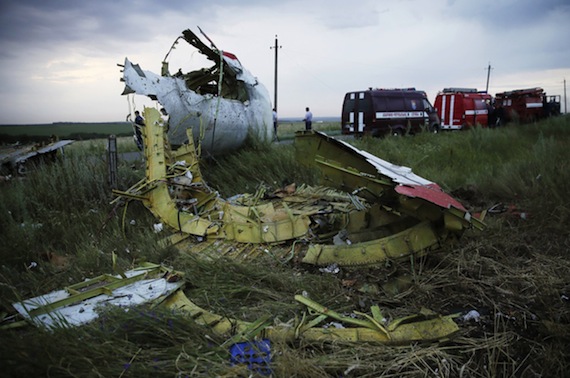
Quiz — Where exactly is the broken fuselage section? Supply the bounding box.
[120,28,273,155]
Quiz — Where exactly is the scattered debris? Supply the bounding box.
[113,108,485,267]
[488,202,529,220]
[0,139,73,176]
[8,263,182,329]
[153,223,164,233]
[461,309,481,322]
[319,263,340,274]
[4,64,487,348]
[229,339,272,376]
[4,264,460,346]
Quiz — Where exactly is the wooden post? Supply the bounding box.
[107,135,118,189]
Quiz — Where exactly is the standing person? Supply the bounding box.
[133,110,145,150]
[272,108,279,141]
[303,107,313,131]
[160,107,170,131]
[493,102,504,127]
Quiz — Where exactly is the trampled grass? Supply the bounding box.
[1,116,569,377]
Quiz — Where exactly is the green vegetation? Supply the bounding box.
[275,120,340,139]
[0,122,134,144]
[1,116,569,377]
[0,120,337,145]
[347,117,570,225]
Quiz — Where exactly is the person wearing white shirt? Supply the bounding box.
[303,107,313,131]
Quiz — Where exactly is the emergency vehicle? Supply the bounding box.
[341,88,440,136]
[434,88,493,130]
[494,87,561,124]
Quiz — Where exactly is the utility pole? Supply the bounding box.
[270,35,282,112]
[564,78,568,114]
[485,62,492,93]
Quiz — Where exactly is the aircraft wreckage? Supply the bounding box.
[2,109,485,347]
[0,139,73,176]
[7,263,460,345]
[120,28,273,155]
[112,107,484,266]
[1,30,486,351]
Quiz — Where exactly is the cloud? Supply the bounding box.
[0,0,568,124]
[446,0,570,29]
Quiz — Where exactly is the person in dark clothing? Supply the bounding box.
[134,110,145,150]
[493,103,504,127]
[272,108,279,141]
[485,99,494,127]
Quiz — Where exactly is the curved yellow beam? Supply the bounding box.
[302,221,440,266]
[162,290,459,345]
[119,107,310,242]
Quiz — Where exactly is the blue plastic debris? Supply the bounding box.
[229,339,272,376]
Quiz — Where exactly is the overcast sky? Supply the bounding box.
[0,0,568,124]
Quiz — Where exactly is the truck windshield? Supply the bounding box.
[422,99,433,112]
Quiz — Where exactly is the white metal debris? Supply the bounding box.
[12,268,181,329]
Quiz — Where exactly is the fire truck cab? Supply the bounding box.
[341,88,439,137]
[434,88,493,130]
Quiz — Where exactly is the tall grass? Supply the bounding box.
[201,142,319,197]
[0,145,173,302]
[349,117,570,223]
[0,115,569,377]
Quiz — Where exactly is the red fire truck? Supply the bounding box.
[434,88,493,130]
[494,87,561,124]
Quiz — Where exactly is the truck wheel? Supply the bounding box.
[392,129,403,136]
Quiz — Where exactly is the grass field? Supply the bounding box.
[0,120,337,145]
[0,122,134,144]
[1,116,569,377]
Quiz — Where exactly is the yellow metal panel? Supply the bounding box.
[303,221,439,266]
[145,181,218,237]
